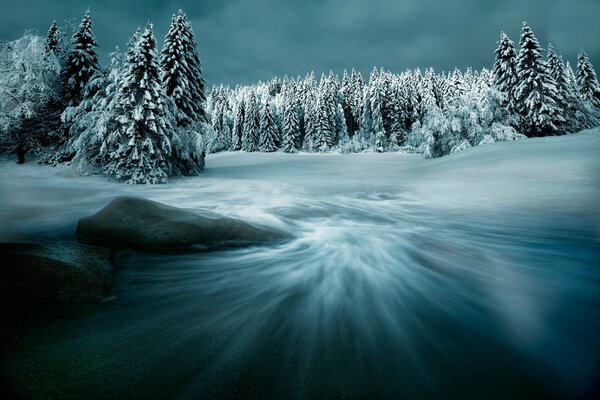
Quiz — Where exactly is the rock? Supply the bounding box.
[0,241,114,304]
[76,196,292,252]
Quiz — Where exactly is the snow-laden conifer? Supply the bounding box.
[160,10,207,125]
[281,97,301,152]
[231,99,245,151]
[492,32,518,111]
[101,24,173,184]
[46,21,60,56]
[242,93,260,151]
[61,10,99,106]
[259,99,279,152]
[576,50,600,108]
[514,22,563,136]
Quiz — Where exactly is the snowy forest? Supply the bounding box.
[1,10,599,184]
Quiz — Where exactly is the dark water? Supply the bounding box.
[4,205,600,399]
[1,150,600,399]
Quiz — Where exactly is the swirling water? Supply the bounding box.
[1,135,599,399]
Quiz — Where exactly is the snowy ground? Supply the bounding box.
[1,131,599,399]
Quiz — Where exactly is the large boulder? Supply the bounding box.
[0,241,113,304]
[76,196,292,251]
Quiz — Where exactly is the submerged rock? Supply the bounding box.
[76,196,292,252]
[0,241,113,304]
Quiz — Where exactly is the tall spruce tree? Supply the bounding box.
[315,95,335,151]
[242,93,259,151]
[370,81,387,151]
[492,32,518,111]
[101,24,173,184]
[350,69,365,134]
[209,100,231,153]
[61,10,99,106]
[281,97,300,153]
[46,21,60,56]
[259,99,279,152]
[231,99,245,150]
[160,9,207,125]
[576,50,600,108]
[514,22,563,136]
[303,99,318,152]
[547,44,581,130]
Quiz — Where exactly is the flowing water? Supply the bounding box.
[1,138,599,399]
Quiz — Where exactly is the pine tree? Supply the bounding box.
[370,80,387,151]
[315,95,335,151]
[61,10,99,106]
[62,48,123,168]
[576,50,600,108]
[360,89,372,135]
[303,99,318,152]
[259,99,279,152]
[547,44,568,102]
[547,44,584,131]
[231,99,245,150]
[160,9,208,125]
[340,70,355,133]
[514,22,563,136]
[209,100,230,152]
[281,97,300,152]
[46,21,60,56]
[242,93,259,151]
[101,24,172,184]
[350,70,365,134]
[492,32,518,111]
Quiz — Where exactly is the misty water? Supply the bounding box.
[1,135,599,399]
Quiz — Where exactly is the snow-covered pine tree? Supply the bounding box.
[160,9,208,125]
[61,10,99,106]
[565,61,578,94]
[281,97,300,152]
[360,88,373,137]
[46,21,60,56]
[62,48,123,169]
[547,44,568,102]
[181,13,208,122]
[350,69,365,135]
[514,22,563,136]
[209,99,231,153]
[231,99,245,151]
[315,94,335,151]
[492,32,518,112]
[547,44,583,131]
[370,80,387,151]
[259,99,279,152]
[303,99,319,152]
[576,50,600,108]
[101,24,173,184]
[341,70,355,133]
[242,93,260,151]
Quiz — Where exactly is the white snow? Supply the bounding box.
[1,131,599,238]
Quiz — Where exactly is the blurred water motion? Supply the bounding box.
[1,148,599,399]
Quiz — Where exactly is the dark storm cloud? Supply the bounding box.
[0,0,598,86]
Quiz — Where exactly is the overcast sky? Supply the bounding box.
[0,0,598,86]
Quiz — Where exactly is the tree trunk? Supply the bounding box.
[16,145,25,164]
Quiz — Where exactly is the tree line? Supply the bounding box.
[1,15,599,184]
[206,22,599,158]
